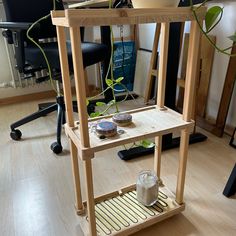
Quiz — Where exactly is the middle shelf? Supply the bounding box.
[65,105,194,156]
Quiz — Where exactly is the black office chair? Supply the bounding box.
[0,0,108,154]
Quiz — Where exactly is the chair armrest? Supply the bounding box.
[0,21,39,30]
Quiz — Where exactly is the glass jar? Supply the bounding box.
[136,170,158,206]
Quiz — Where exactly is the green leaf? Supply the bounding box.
[115,77,124,83]
[140,140,155,149]
[106,79,113,87]
[205,6,223,32]
[96,102,106,107]
[90,112,100,118]
[86,99,90,106]
[228,33,236,42]
[107,99,116,106]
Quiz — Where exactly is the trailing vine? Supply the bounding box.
[190,0,236,57]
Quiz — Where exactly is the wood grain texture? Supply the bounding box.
[157,23,169,108]
[68,106,194,156]
[69,27,90,148]
[144,24,160,104]
[182,21,201,122]
[196,35,216,117]
[212,44,236,137]
[51,8,206,27]
[56,26,74,127]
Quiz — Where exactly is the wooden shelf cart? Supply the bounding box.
[51,7,205,236]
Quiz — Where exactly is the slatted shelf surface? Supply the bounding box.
[80,186,184,236]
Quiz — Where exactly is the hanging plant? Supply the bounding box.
[190,0,236,57]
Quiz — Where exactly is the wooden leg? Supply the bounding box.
[154,136,163,185]
[70,140,84,215]
[144,24,160,104]
[84,158,97,236]
[176,129,190,204]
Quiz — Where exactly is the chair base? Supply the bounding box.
[10,96,65,154]
[10,97,95,154]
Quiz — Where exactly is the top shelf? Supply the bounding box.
[51,7,206,27]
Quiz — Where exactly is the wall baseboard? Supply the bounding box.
[197,115,235,137]
[0,90,57,106]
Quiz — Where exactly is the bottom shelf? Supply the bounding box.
[80,185,185,236]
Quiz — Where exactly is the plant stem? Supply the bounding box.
[190,0,236,57]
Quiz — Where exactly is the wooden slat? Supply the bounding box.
[69,27,90,148]
[51,8,206,27]
[56,26,84,214]
[144,24,160,104]
[176,128,190,204]
[176,20,201,205]
[70,140,85,214]
[212,44,236,137]
[196,35,216,117]
[182,21,201,122]
[84,159,97,236]
[56,26,74,126]
[80,185,185,236]
[157,23,169,108]
[177,79,185,88]
[154,136,162,180]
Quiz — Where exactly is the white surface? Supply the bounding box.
[0,3,12,86]
[133,50,152,97]
[205,1,236,126]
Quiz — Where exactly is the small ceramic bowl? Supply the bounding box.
[96,121,117,138]
[112,113,132,126]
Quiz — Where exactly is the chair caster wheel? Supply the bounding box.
[51,142,63,154]
[10,129,22,140]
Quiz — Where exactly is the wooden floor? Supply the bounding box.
[0,99,235,236]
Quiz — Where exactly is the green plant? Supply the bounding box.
[190,0,236,57]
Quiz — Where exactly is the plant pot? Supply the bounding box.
[132,0,179,8]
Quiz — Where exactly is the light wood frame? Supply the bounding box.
[52,7,205,236]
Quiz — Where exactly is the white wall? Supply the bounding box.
[0,1,12,85]
[0,1,55,99]
[138,1,236,128]
[206,1,236,126]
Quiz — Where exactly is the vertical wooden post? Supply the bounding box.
[154,136,162,181]
[56,26,83,213]
[144,23,161,104]
[157,23,170,108]
[176,21,201,204]
[69,27,90,147]
[70,26,96,236]
[154,23,169,183]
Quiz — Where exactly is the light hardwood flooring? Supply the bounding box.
[0,99,236,236]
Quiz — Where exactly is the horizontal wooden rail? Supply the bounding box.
[51,7,206,27]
